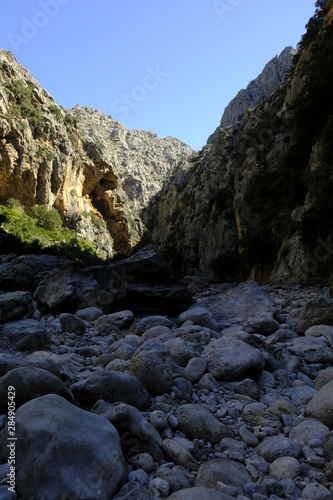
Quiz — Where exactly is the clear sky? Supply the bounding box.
[0,0,316,150]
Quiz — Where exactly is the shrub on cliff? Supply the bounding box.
[0,199,103,264]
[6,79,43,127]
[31,204,63,231]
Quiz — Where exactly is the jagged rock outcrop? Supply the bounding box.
[76,106,192,213]
[146,0,333,284]
[220,46,296,127]
[0,50,192,256]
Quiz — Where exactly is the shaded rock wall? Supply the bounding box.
[146,2,333,284]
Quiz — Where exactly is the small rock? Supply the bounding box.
[183,357,207,382]
[75,306,104,322]
[0,290,34,323]
[103,310,135,329]
[94,401,164,461]
[59,313,86,335]
[287,297,333,333]
[301,481,332,499]
[194,458,253,495]
[150,478,170,499]
[307,381,333,426]
[166,486,235,499]
[0,319,51,352]
[155,467,190,492]
[131,453,155,473]
[314,367,333,391]
[132,316,173,335]
[268,456,301,480]
[0,366,74,412]
[198,373,219,390]
[150,410,168,431]
[162,439,198,471]
[178,306,219,332]
[114,482,153,499]
[255,435,302,461]
[130,339,173,395]
[176,404,234,443]
[70,369,150,410]
[128,468,148,485]
[239,425,259,448]
[289,386,318,406]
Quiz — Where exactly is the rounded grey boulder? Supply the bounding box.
[130,339,173,394]
[0,394,127,499]
[202,337,265,381]
[0,366,74,412]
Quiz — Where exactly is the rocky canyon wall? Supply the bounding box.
[145,0,333,284]
[0,50,192,257]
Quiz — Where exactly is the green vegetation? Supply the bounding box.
[31,204,63,231]
[81,211,107,230]
[5,79,43,127]
[36,145,54,162]
[48,104,63,121]
[64,112,76,128]
[0,199,104,264]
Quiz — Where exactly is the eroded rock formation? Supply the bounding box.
[0,51,192,256]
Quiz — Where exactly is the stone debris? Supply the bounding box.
[0,271,333,499]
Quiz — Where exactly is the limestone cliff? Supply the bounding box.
[146,0,333,284]
[75,106,192,213]
[220,46,296,127]
[0,50,192,256]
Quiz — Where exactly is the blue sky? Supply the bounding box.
[0,0,316,150]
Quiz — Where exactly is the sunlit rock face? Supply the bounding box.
[0,49,192,256]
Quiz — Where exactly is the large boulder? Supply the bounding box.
[107,245,194,315]
[0,367,74,412]
[34,264,125,314]
[0,291,34,323]
[289,418,329,445]
[287,296,333,333]
[202,337,265,381]
[0,319,51,352]
[70,369,150,410]
[255,436,302,461]
[0,394,127,499]
[285,336,333,364]
[307,381,333,426]
[196,281,279,333]
[0,254,68,292]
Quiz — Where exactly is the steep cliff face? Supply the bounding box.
[220,46,296,127]
[76,106,192,212]
[0,50,192,256]
[146,0,333,284]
